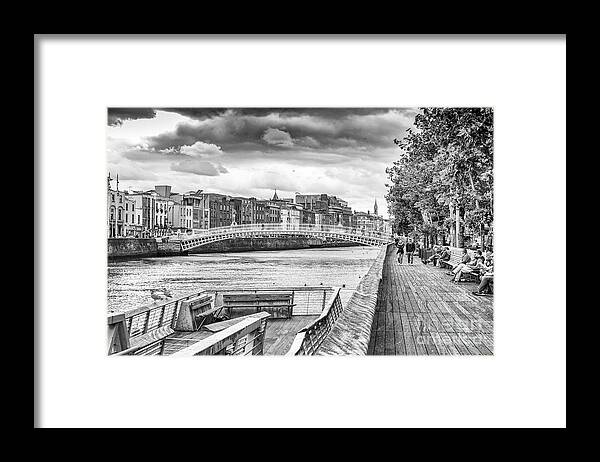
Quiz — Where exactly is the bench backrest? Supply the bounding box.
[222,292,294,319]
[175,293,217,331]
[449,250,463,264]
[447,248,480,265]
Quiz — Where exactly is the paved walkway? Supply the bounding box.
[367,247,493,355]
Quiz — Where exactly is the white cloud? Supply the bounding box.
[171,158,224,177]
[180,141,223,158]
[262,128,294,147]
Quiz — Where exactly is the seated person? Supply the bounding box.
[438,247,451,265]
[472,259,494,295]
[483,247,493,261]
[451,254,485,282]
[448,249,480,275]
[425,245,444,266]
[453,248,472,269]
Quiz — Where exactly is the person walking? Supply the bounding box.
[396,240,405,264]
[405,239,416,264]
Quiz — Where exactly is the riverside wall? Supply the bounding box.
[188,236,358,254]
[315,243,390,355]
[108,236,359,259]
[107,238,158,259]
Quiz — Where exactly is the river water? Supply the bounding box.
[107,246,381,314]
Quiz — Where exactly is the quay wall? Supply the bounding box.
[108,238,158,259]
[157,241,184,257]
[315,243,390,355]
[188,237,358,254]
[108,236,360,259]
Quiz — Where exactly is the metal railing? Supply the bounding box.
[171,312,271,356]
[107,291,206,354]
[173,223,393,251]
[108,285,335,355]
[186,223,390,239]
[286,287,344,356]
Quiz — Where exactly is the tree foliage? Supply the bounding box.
[386,108,493,246]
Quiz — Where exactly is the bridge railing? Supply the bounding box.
[179,223,392,241]
[107,291,206,355]
[171,312,271,356]
[286,287,344,356]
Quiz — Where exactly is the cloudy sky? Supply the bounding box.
[107,108,420,219]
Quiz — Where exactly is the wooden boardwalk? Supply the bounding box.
[263,316,319,355]
[367,247,493,355]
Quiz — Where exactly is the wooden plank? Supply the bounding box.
[384,312,395,355]
[392,312,406,355]
[409,314,430,355]
[172,312,270,356]
[367,308,378,355]
[264,316,319,355]
[373,311,386,355]
[365,247,494,356]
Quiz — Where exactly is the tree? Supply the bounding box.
[387,108,493,248]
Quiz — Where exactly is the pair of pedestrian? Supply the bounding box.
[396,238,416,264]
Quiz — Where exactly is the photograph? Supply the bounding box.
[36,34,566,429]
[106,107,494,356]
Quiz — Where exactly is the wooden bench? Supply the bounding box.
[439,248,493,286]
[438,249,463,269]
[461,269,481,282]
[175,293,222,331]
[222,292,295,319]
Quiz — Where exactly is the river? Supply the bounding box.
[107,246,381,314]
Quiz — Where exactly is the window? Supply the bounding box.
[111,194,115,202]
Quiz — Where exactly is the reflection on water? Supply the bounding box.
[107,246,381,313]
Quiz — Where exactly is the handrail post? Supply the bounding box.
[107,313,130,355]
[142,310,151,334]
[291,290,295,315]
[158,305,166,327]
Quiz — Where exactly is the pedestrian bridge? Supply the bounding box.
[174,223,393,251]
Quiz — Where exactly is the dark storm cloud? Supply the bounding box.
[161,108,229,120]
[107,108,157,126]
[162,107,393,119]
[145,108,414,159]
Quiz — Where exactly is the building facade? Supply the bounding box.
[295,193,353,226]
[107,188,137,237]
[280,204,301,226]
[107,174,138,237]
[107,180,390,238]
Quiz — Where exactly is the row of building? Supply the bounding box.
[107,174,392,238]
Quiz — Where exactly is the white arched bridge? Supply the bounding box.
[174,223,393,251]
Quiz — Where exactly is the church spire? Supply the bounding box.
[272,189,279,201]
[374,198,378,216]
